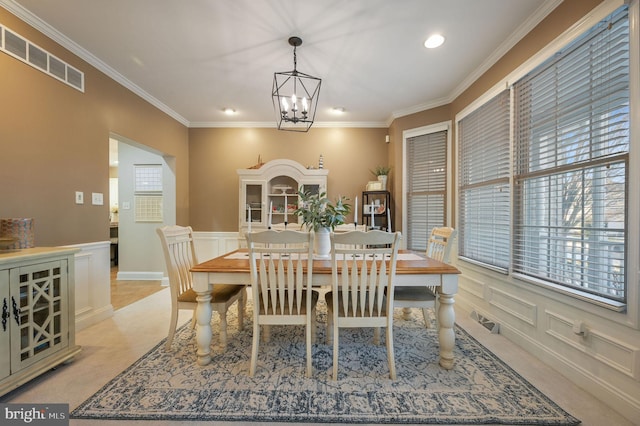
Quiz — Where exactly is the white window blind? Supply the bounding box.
[512,6,629,302]
[406,131,447,251]
[458,90,511,270]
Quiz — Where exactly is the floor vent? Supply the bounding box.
[1,24,84,92]
[470,310,500,334]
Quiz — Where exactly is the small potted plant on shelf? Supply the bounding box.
[371,165,391,190]
[294,189,351,258]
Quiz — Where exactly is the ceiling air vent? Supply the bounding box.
[1,24,84,92]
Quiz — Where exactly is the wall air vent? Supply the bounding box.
[0,24,84,92]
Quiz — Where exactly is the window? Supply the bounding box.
[405,129,447,251]
[458,90,511,270]
[512,6,629,302]
[134,164,163,222]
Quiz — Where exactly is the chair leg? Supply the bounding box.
[306,316,313,378]
[373,327,381,345]
[422,308,432,328]
[311,306,317,342]
[219,310,228,348]
[165,307,180,350]
[263,325,271,342]
[386,325,397,380]
[332,327,339,381]
[250,320,260,377]
[237,288,246,331]
[326,307,333,343]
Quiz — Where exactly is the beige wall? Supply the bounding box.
[188,127,389,231]
[0,8,189,246]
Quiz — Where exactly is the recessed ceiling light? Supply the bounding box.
[223,108,236,115]
[331,107,345,114]
[424,34,445,49]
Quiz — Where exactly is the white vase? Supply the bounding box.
[314,227,331,259]
[377,175,388,190]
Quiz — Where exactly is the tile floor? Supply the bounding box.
[0,273,634,426]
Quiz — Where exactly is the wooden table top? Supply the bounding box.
[192,249,461,276]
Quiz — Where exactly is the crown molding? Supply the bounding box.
[448,0,563,102]
[189,120,388,129]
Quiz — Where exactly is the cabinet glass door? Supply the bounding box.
[245,183,263,226]
[10,260,68,370]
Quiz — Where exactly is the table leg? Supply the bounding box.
[195,290,212,366]
[437,291,455,369]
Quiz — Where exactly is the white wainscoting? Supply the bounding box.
[192,231,241,262]
[66,241,113,331]
[67,232,241,332]
[455,260,640,423]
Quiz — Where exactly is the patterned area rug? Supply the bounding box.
[71,302,580,425]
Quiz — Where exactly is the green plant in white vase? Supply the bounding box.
[371,165,391,190]
[371,165,391,177]
[294,189,351,258]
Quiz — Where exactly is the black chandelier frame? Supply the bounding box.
[272,36,321,132]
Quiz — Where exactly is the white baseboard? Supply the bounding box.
[116,271,165,281]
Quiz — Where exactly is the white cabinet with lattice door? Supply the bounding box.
[0,247,81,396]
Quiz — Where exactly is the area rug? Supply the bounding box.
[71,302,580,425]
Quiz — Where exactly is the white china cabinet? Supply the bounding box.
[237,159,328,236]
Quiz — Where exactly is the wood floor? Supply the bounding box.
[110,266,165,310]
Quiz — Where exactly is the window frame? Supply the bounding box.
[402,122,453,250]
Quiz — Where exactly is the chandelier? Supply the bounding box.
[272,36,321,132]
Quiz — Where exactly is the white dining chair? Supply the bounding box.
[157,225,246,350]
[393,226,457,328]
[246,229,317,377]
[325,230,401,380]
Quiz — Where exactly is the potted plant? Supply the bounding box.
[371,165,391,190]
[294,189,351,257]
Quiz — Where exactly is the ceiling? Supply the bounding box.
[3,0,558,127]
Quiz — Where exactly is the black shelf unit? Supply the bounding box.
[362,190,392,231]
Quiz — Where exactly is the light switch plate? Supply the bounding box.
[75,191,84,204]
[92,192,104,205]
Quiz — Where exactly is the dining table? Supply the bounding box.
[191,249,461,370]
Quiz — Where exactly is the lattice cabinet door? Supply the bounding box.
[9,260,69,372]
